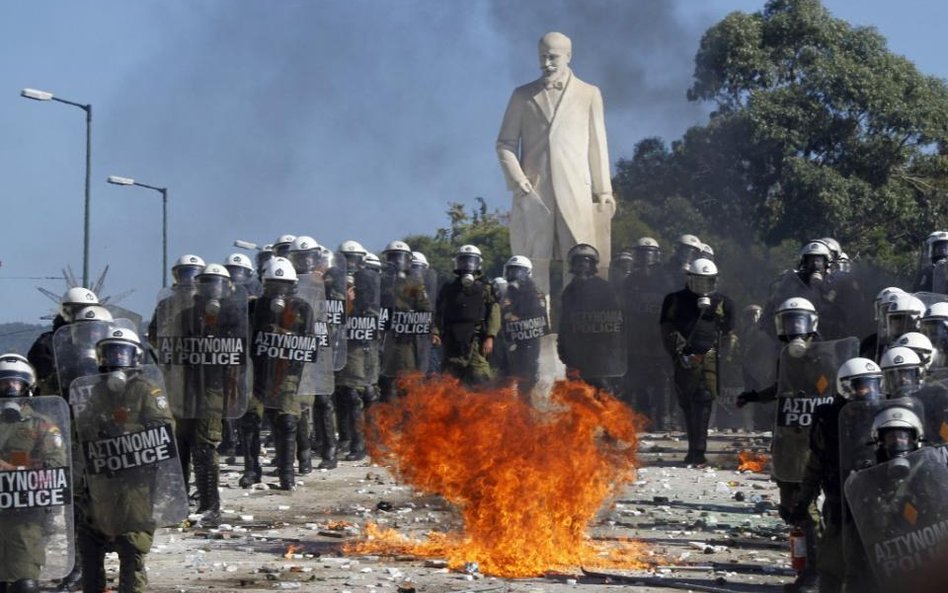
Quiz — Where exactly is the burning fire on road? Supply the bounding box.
[346,375,650,577]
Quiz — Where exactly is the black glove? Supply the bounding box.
[736,390,758,408]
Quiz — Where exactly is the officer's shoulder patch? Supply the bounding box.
[150,387,163,397]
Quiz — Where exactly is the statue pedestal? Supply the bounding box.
[535,333,565,401]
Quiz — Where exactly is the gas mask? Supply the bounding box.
[879,428,917,478]
[1,401,22,422]
[107,370,128,392]
[264,282,293,315]
[801,255,827,285]
[686,274,716,308]
[787,337,809,358]
[199,276,229,316]
[460,273,475,288]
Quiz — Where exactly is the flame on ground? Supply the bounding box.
[737,450,770,473]
[284,544,300,559]
[346,375,650,577]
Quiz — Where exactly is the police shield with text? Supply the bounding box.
[250,257,318,489]
[379,240,432,400]
[559,243,626,391]
[70,329,188,593]
[499,255,548,398]
[844,408,948,592]
[53,305,136,401]
[0,355,73,592]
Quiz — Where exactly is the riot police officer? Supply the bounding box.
[434,245,500,385]
[147,254,206,349]
[379,241,432,401]
[559,244,626,393]
[498,255,548,400]
[28,287,100,397]
[790,357,884,593]
[621,237,676,425]
[0,355,70,593]
[879,346,924,398]
[913,230,948,292]
[74,329,183,593]
[334,240,380,461]
[660,258,734,465]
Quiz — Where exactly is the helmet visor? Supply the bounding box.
[881,428,917,458]
[632,248,661,269]
[504,265,531,283]
[289,250,320,274]
[675,244,698,266]
[883,367,921,396]
[173,264,203,285]
[198,275,229,300]
[931,241,948,264]
[97,341,138,370]
[887,313,918,337]
[343,252,365,273]
[0,374,30,398]
[386,251,411,273]
[226,265,252,284]
[846,375,882,401]
[454,254,481,273]
[686,274,717,296]
[777,311,816,338]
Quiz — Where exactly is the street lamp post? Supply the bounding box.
[107,176,169,287]
[20,88,92,288]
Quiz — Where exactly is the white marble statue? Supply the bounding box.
[496,31,615,296]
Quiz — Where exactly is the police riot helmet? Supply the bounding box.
[255,244,274,275]
[172,254,206,285]
[454,244,482,274]
[874,287,905,321]
[73,305,113,323]
[774,297,818,340]
[411,251,430,271]
[225,253,255,284]
[60,287,100,321]
[262,257,298,284]
[364,252,381,272]
[674,234,702,268]
[95,328,144,371]
[885,293,926,338]
[339,240,368,273]
[871,404,924,460]
[879,346,923,396]
[920,302,948,353]
[836,251,851,273]
[0,354,36,398]
[926,231,948,265]
[286,235,321,274]
[197,263,232,299]
[836,357,882,401]
[632,237,662,269]
[699,243,714,260]
[894,332,935,370]
[272,234,297,258]
[798,241,831,278]
[383,240,413,273]
[685,258,718,297]
[504,255,533,283]
[567,243,600,277]
[611,250,635,277]
[817,237,841,262]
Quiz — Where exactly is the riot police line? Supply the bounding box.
[7,229,948,592]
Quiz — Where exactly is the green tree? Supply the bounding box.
[402,198,510,285]
[614,0,948,289]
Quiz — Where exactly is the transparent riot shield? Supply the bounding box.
[380,264,434,375]
[324,261,349,372]
[53,317,136,400]
[70,366,188,537]
[502,279,549,347]
[715,333,752,430]
[914,291,948,310]
[0,395,74,581]
[932,260,948,295]
[297,274,333,396]
[913,382,948,445]
[412,268,439,375]
[772,337,859,482]
[156,285,250,419]
[844,447,948,589]
[559,276,626,379]
[251,284,320,410]
[102,304,144,334]
[741,327,781,392]
[839,399,886,487]
[341,268,381,388]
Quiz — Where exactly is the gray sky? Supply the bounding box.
[2,0,946,323]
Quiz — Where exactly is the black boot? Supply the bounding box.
[315,394,338,469]
[77,521,107,593]
[296,406,313,475]
[54,564,82,592]
[10,579,40,593]
[275,413,298,490]
[689,398,713,465]
[238,411,262,488]
[345,388,367,461]
[194,443,221,525]
[335,390,352,455]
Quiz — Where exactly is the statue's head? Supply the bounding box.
[538,32,571,81]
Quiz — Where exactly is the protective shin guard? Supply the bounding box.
[237,413,261,488]
[276,413,298,489]
[315,394,338,469]
[193,443,221,524]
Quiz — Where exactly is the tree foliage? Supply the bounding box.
[402,198,510,283]
[613,0,948,289]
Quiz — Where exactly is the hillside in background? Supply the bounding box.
[0,322,47,356]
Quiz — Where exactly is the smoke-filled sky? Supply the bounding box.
[2,0,946,323]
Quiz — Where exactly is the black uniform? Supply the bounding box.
[558,274,626,392]
[435,276,500,386]
[660,288,735,464]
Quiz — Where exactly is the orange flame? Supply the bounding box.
[737,450,769,473]
[348,374,650,577]
[284,544,299,559]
